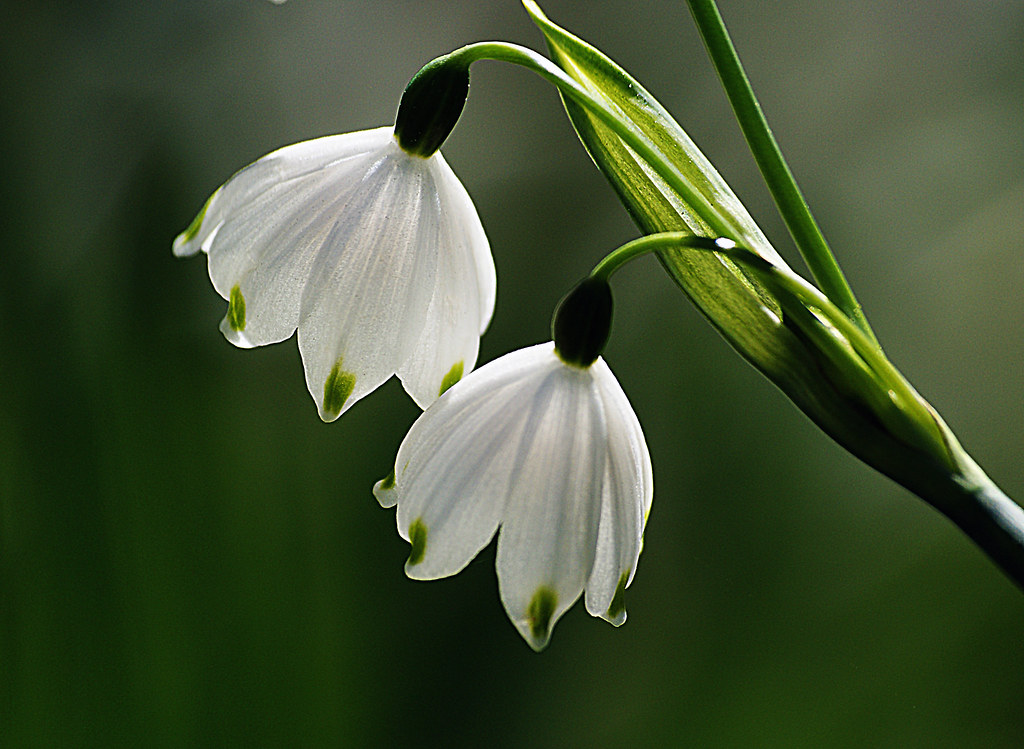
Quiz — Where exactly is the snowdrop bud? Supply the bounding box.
[552,276,613,368]
[394,54,470,158]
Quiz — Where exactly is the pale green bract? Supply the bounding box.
[173,126,496,421]
[374,342,652,651]
[523,2,977,508]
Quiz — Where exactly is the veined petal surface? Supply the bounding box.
[385,344,557,579]
[584,358,653,625]
[493,359,606,650]
[379,342,653,651]
[296,139,444,420]
[173,127,495,420]
[396,151,495,407]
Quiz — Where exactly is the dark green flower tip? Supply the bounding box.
[394,54,470,158]
[173,189,217,252]
[606,570,629,623]
[438,360,464,397]
[526,586,558,650]
[227,285,247,333]
[552,276,613,368]
[322,359,356,419]
[406,517,428,568]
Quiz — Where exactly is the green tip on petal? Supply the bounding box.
[227,285,247,332]
[438,361,464,397]
[174,189,217,249]
[323,359,356,418]
[373,469,398,509]
[527,586,558,647]
[606,571,629,623]
[407,517,428,567]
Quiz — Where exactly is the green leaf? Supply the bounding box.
[523,1,794,370]
[524,2,964,491]
[524,3,768,246]
[716,246,955,472]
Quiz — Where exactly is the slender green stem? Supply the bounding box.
[590,231,726,281]
[440,42,744,242]
[714,244,945,456]
[910,459,1024,592]
[685,0,878,346]
[593,231,921,439]
[601,232,1024,590]
[590,232,896,411]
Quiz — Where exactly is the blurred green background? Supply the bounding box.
[3,0,1023,745]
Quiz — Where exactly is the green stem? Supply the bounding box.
[590,232,726,281]
[593,231,923,442]
[437,42,745,241]
[684,235,1024,590]
[909,459,1024,592]
[592,230,1024,590]
[685,0,878,346]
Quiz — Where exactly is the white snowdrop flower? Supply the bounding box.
[173,125,495,420]
[374,339,653,651]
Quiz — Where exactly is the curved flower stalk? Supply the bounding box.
[520,3,1024,586]
[173,125,495,421]
[374,338,652,651]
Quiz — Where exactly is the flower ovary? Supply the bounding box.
[394,55,470,158]
[552,277,613,368]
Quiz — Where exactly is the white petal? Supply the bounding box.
[390,344,558,579]
[372,472,398,509]
[396,272,481,410]
[584,357,653,626]
[211,158,379,347]
[297,140,447,421]
[173,128,390,259]
[494,358,607,651]
[432,151,496,335]
[176,128,395,349]
[396,152,494,408]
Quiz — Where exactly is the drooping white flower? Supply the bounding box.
[173,126,495,420]
[374,341,653,651]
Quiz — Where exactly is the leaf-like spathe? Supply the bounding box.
[524,2,966,496]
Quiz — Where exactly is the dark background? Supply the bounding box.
[3,0,1023,745]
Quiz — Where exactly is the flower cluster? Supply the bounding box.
[175,59,653,650]
[175,0,1024,646]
